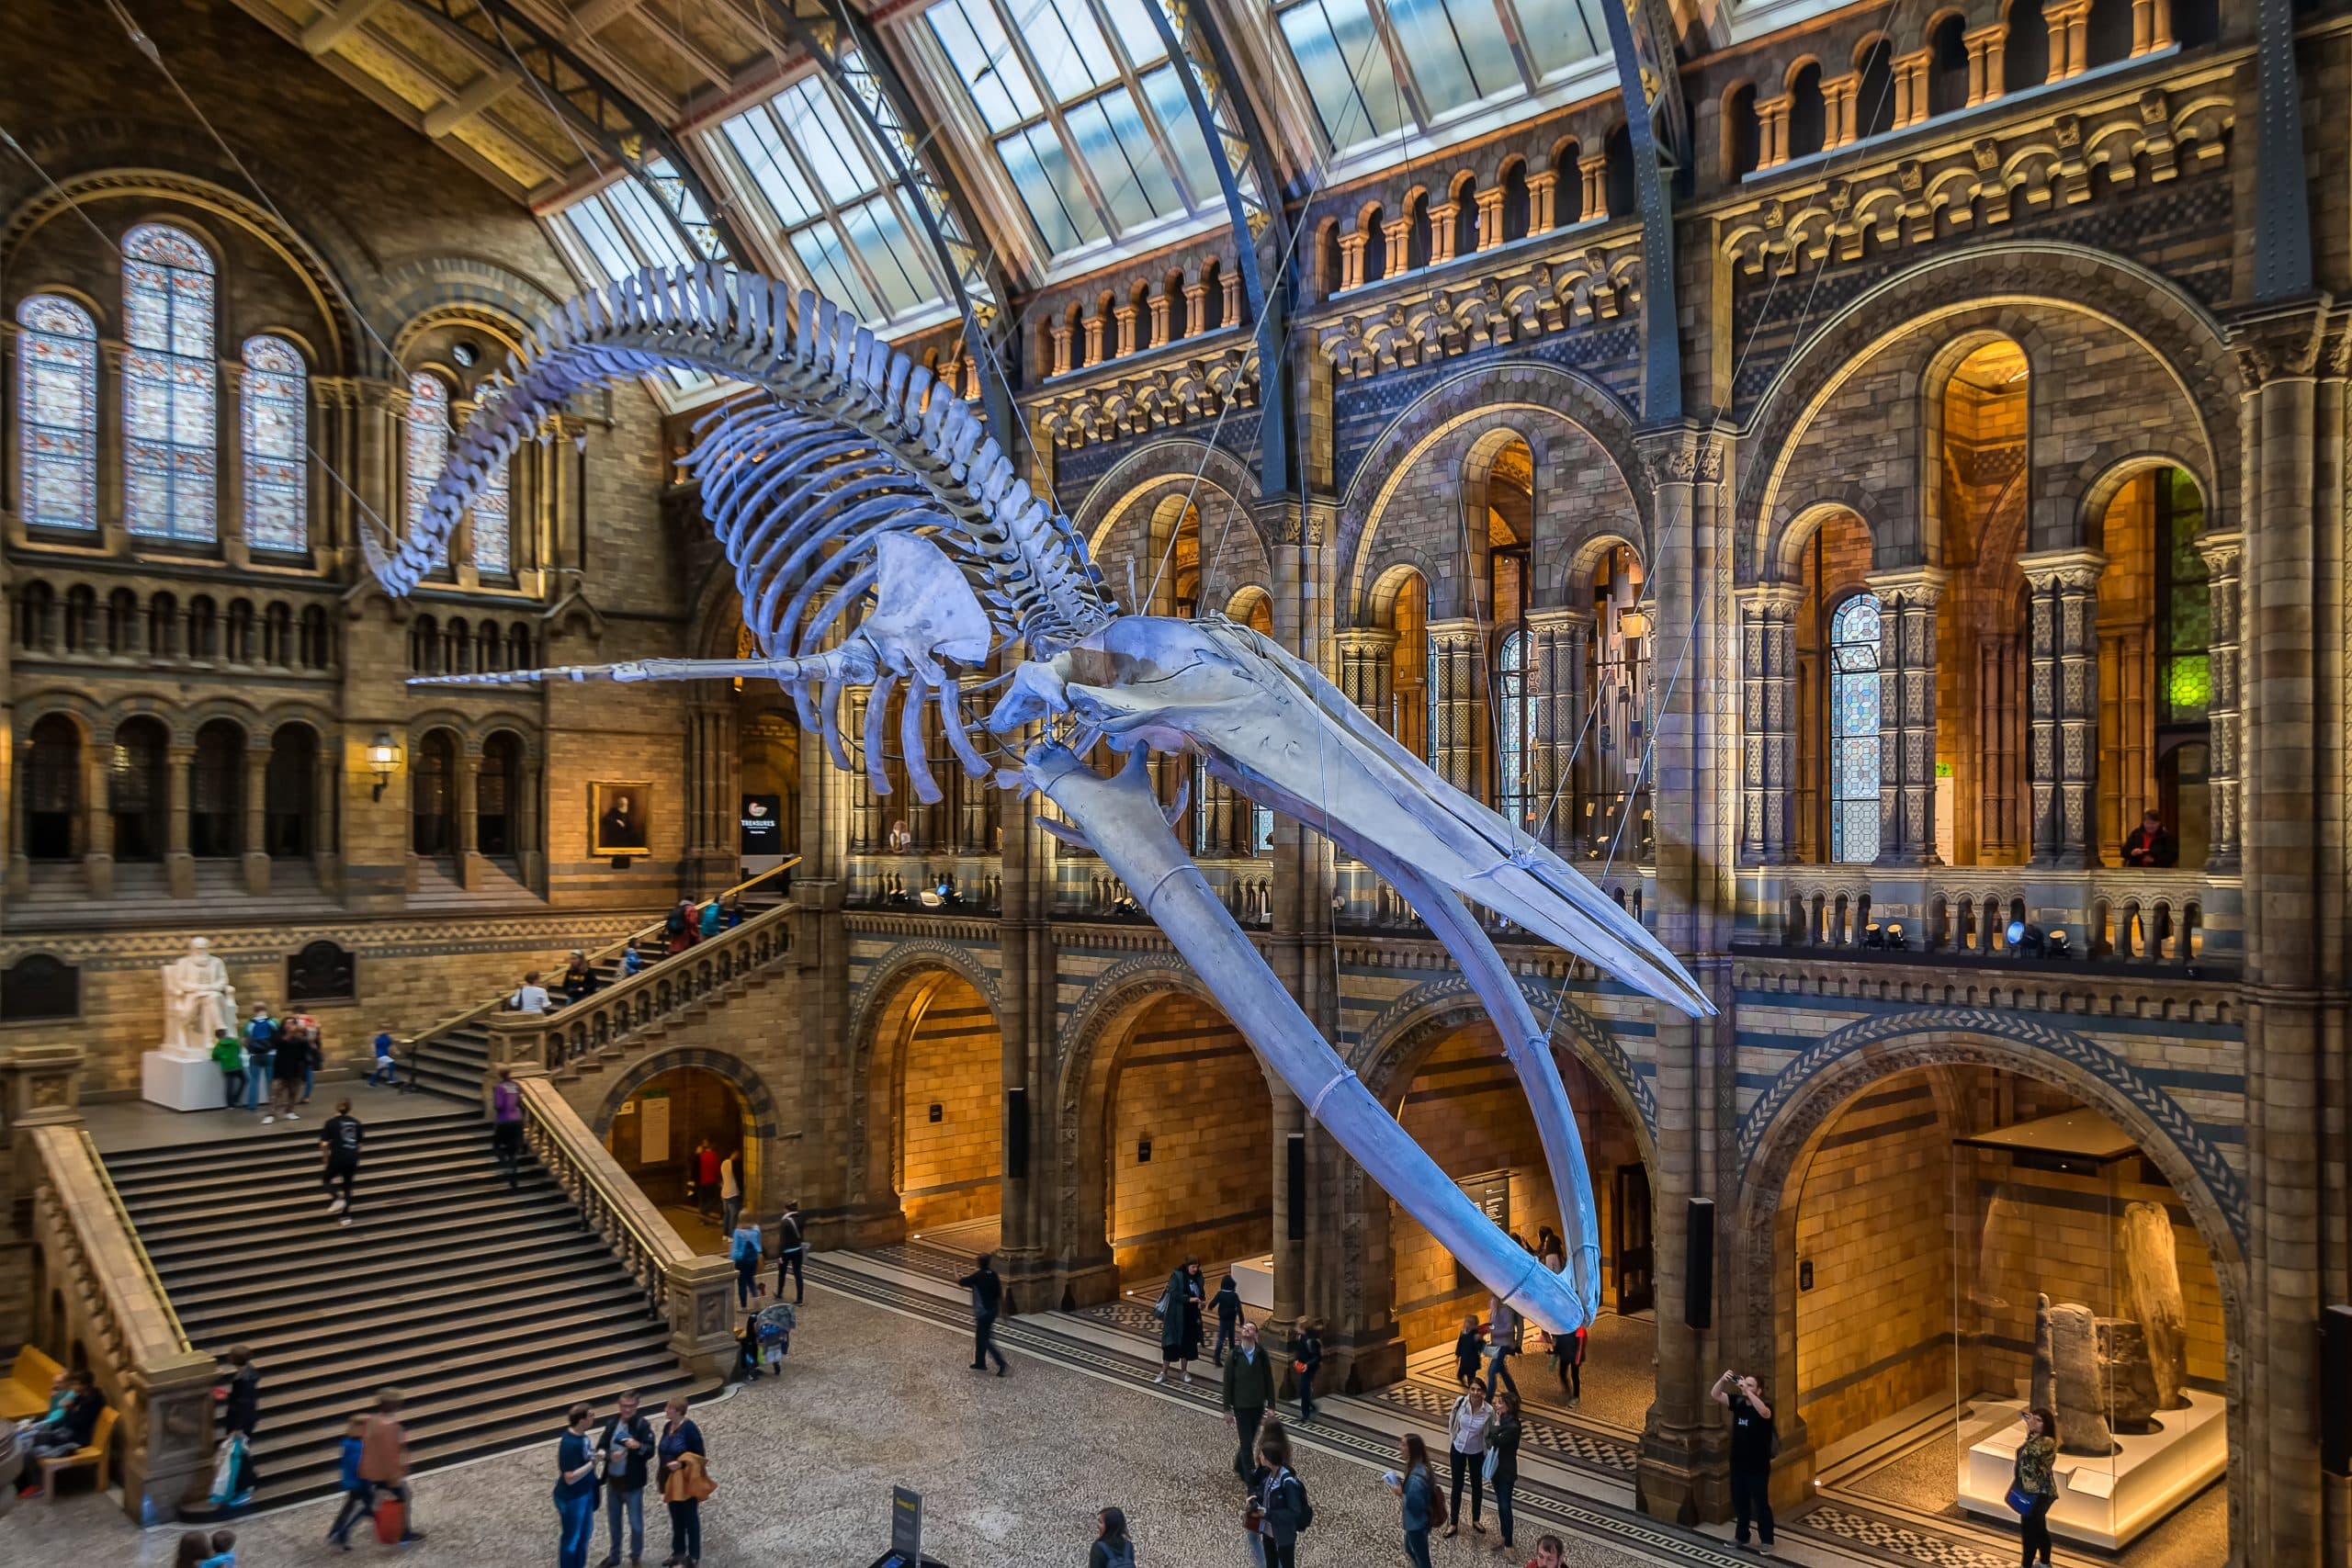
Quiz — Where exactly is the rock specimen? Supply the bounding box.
[2120,1200,2192,1409]
[2049,1301,2120,1455]
[2098,1316,2165,1434]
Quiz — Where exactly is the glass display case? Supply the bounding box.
[1951,1109,2226,1549]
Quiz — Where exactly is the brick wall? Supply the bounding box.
[1107,993,1271,1287]
[1794,1075,1956,1450]
[899,976,1001,1229]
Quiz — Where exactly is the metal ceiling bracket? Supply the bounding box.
[1141,0,1295,501]
[1598,0,1687,423]
[760,0,1021,450]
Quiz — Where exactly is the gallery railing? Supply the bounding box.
[483,889,796,1074]
[1763,865,2225,969]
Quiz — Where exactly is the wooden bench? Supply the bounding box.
[38,1405,116,1500]
[0,1346,62,1422]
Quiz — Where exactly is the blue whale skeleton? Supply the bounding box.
[382,265,1714,1333]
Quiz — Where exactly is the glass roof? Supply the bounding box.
[546,160,716,394]
[923,0,1222,260]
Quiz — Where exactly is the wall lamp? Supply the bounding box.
[368,731,403,801]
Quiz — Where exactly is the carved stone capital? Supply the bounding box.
[1334,626,1401,654]
[1863,565,1949,608]
[2017,547,2107,593]
[2225,297,2340,389]
[1736,581,1807,618]
[1635,427,1730,492]
[2191,529,2244,578]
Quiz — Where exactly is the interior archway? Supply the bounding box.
[606,1064,754,1251]
[891,969,1003,1239]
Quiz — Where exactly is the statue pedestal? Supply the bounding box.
[141,1049,224,1112]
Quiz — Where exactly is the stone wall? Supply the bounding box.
[1107,994,1270,1289]
[899,976,1001,1231]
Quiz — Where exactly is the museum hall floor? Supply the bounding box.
[6,1237,2226,1568]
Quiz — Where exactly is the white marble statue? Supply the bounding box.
[160,937,237,1057]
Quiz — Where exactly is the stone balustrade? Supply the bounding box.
[27,1122,217,1523]
[513,1078,736,1379]
[1760,864,2230,968]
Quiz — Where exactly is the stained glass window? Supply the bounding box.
[2155,468,2211,725]
[469,388,512,578]
[925,0,1222,259]
[405,373,450,569]
[1495,627,1532,827]
[1827,592,1883,864]
[1275,0,1607,158]
[241,335,307,552]
[122,224,219,542]
[15,295,98,530]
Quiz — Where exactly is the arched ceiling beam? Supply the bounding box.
[1142,0,1295,502]
[758,0,1020,452]
[396,0,754,268]
[1599,0,1688,423]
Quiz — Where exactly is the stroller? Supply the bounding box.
[740,1301,796,1381]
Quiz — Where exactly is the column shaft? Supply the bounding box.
[2021,551,2104,865]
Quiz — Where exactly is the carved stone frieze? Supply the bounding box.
[1314,243,1645,380]
[1029,345,1257,451]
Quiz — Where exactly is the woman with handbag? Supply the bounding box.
[1151,1258,1202,1387]
[656,1397,709,1568]
[2011,1407,2060,1567]
[1443,1377,1493,1538]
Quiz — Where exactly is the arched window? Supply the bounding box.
[405,373,451,567]
[412,730,457,856]
[2005,0,2052,92]
[1827,592,1883,864]
[1495,628,1534,828]
[23,715,82,861]
[121,224,218,542]
[110,716,170,861]
[469,387,513,577]
[300,605,331,668]
[1928,14,1971,115]
[1787,63,1827,160]
[1723,85,1760,179]
[479,730,524,856]
[15,296,98,531]
[241,335,308,552]
[189,719,244,858]
[1855,39,1896,140]
[266,723,318,858]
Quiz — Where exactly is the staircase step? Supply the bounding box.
[105,1119,480,1176]
[160,1211,592,1299]
[119,1148,527,1209]
[178,1239,624,1338]
[237,1318,678,1425]
[137,1181,564,1254]
[197,1269,656,1355]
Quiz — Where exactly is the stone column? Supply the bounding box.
[684,696,738,893]
[1474,186,1505,250]
[2225,298,2346,1568]
[1577,152,1610,220]
[1428,203,1463,265]
[1049,321,1073,376]
[218,361,249,568]
[241,747,270,896]
[1527,170,1558,232]
[82,746,114,900]
[1221,269,1241,326]
[2046,0,2091,78]
[1147,289,1170,349]
[1964,25,2006,105]
[97,343,128,554]
[1082,312,1106,365]
[1381,216,1412,279]
[2020,549,2105,866]
[1893,49,1932,128]
[2194,530,2242,871]
[1822,73,1860,149]
[1735,586,1802,864]
[1182,280,1208,339]
[1333,627,1397,726]
[1113,301,1138,358]
[313,745,342,893]
[1867,568,1945,866]
[2132,0,2172,53]
[1632,425,1740,1526]
[1337,231,1368,292]
[1526,608,1591,854]
[1426,620,1484,797]
[164,744,194,899]
[1755,96,1791,169]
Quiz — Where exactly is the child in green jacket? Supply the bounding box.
[209,1032,246,1111]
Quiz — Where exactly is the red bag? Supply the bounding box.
[374,1496,405,1544]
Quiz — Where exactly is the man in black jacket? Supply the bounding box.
[319,1101,364,1225]
[958,1255,1009,1376]
[1222,1320,1277,1481]
[595,1388,654,1567]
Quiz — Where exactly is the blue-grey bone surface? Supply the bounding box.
[391,265,1714,1332]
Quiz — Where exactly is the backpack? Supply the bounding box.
[1287,1472,1314,1531]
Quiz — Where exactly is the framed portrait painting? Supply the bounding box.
[591,781,652,856]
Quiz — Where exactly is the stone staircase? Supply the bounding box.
[107,1111,713,1506]
[399,864,795,1101]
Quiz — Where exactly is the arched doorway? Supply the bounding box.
[188,718,244,859]
[477,729,524,859]
[1102,990,1272,1297]
[1754,1055,2232,1562]
[411,728,457,857]
[22,714,83,861]
[109,716,169,861]
[1380,1021,1653,1424]
[606,1065,754,1249]
[265,723,318,858]
[889,970,1002,1238]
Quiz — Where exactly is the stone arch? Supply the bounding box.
[1342,366,1648,622]
[1054,955,1247,1283]
[1730,1010,2247,1517]
[1072,438,1270,594]
[1351,974,1658,1153]
[844,943,1007,1226]
[1737,243,2241,580]
[2073,446,2216,549]
[592,1047,785,1218]
[1768,498,1882,587]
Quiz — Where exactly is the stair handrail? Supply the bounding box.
[402,857,801,1053]
[483,889,797,1074]
[26,1123,218,1522]
[514,1077,738,1382]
